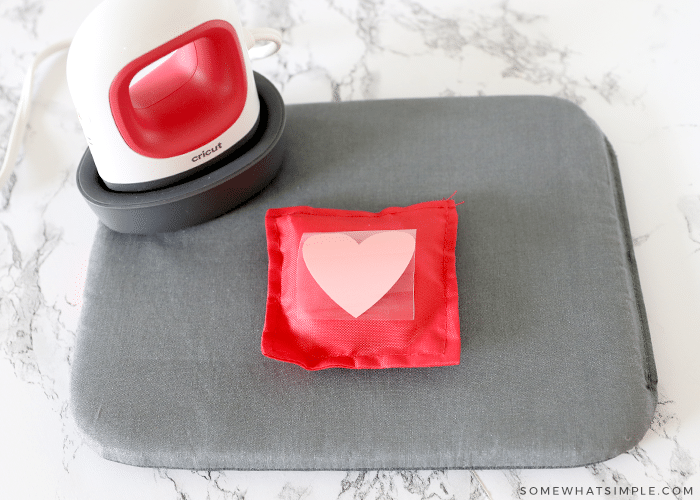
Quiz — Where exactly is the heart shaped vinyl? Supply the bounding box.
[302,231,416,318]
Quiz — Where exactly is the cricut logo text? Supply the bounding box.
[192,142,223,162]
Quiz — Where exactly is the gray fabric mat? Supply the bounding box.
[71,95,657,469]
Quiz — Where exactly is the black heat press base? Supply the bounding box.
[76,72,285,234]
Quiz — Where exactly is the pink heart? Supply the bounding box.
[301,231,416,318]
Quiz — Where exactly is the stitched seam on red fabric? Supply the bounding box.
[265,202,447,221]
[270,217,283,304]
[440,204,449,354]
[262,215,284,355]
[265,351,458,370]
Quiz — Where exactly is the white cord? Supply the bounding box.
[470,470,495,500]
[0,39,73,192]
[243,27,283,59]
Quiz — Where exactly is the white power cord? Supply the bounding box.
[0,39,73,191]
[244,27,283,59]
[470,470,495,500]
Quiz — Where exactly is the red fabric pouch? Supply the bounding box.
[262,200,460,370]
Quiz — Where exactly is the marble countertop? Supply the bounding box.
[2,0,699,498]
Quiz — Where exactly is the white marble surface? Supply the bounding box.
[2,0,700,498]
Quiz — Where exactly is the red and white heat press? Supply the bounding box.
[67,0,286,233]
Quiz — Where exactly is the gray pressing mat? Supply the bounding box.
[71,95,657,469]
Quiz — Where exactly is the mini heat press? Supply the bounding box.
[67,0,286,234]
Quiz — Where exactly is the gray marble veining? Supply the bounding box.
[1,0,700,498]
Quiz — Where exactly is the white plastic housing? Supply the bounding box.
[66,0,259,189]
